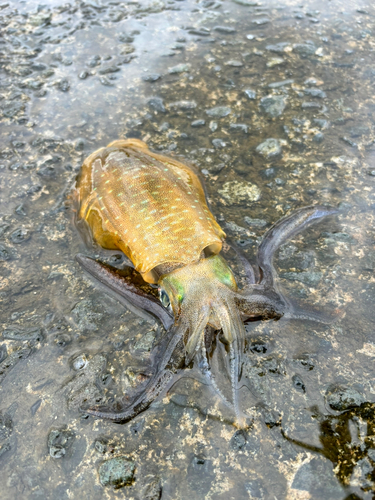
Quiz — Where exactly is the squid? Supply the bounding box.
[73,138,338,427]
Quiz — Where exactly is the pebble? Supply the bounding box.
[266,58,285,68]
[169,100,197,110]
[252,18,269,25]
[191,119,205,127]
[325,385,365,411]
[47,428,75,459]
[142,74,161,82]
[230,123,249,133]
[57,79,70,92]
[168,63,191,74]
[225,60,243,67]
[212,138,227,149]
[214,26,236,34]
[302,102,321,109]
[304,88,326,98]
[99,66,120,75]
[265,43,290,53]
[244,216,267,227]
[244,89,256,99]
[209,121,218,132]
[268,79,294,89]
[218,180,261,204]
[206,106,231,117]
[99,456,135,488]
[255,138,282,158]
[260,95,286,118]
[148,97,166,113]
[293,43,316,57]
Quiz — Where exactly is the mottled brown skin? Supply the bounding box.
[73,139,338,426]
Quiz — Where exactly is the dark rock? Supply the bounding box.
[214,26,236,33]
[98,456,135,488]
[148,97,166,113]
[99,66,120,75]
[293,43,316,57]
[260,95,286,118]
[0,245,11,261]
[57,79,70,92]
[265,42,289,53]
[325,386,365,411]
[47,428,75,458]
[30,399,42,416]
[230,429,247,450]
[188,29,210,37]
[94,439,108,454]
[293,353,315,371]
[248,338,268,354]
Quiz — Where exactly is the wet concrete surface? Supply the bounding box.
[0,0,375,498]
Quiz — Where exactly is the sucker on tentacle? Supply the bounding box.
[73,138,340,427]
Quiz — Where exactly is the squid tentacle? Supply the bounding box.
[257,205,338,289]
[83,321,187,422]
[76,254,174,330]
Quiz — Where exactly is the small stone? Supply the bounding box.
[230,123,248,133]
[218,180,261,204]
[142,74,161,82]
[244,89,256,99]
[260,95,286,118]
[304,88,326,98]
[266,57,285,67]
[72,354,88,371]
[99,456,135,488]
[148,97,166,113]
[255,138,282,158]
[225,60,243,67]
[99,66,120,75]
[191,119,205,127]
[169,100,197,110]
[209,121,218,132]
[79,71,89,79]
[325,386,365,411]
[212,138,227,149]
[302,102,321,109]
[168,63,191,74]
[244,216,267,227]
[313,132,324,143]
[214,26,236,34]
[48,428,75,459]
[268,79,294,88]
[293,43,316,57]
[231,429,247,450]
[252,18,269,25]
[266,42,290,53]
[57,79,70,92]
[206,106,231,117]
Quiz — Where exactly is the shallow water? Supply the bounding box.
[1,0,375,498]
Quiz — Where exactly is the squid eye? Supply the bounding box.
[159,289,171,309]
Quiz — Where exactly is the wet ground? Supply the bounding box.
[1,0,375,498]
